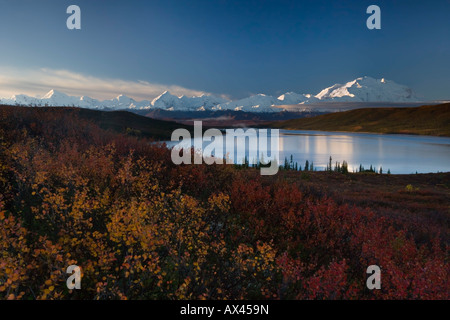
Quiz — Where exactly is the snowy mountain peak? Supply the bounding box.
[151,91,229,111]
[114,94,135,102]
[80,96,95,102]
[314,76,419,102]
[151,91,180,109]
[278,92,316,105]
[158,90,175,98]
[42,89,69,99]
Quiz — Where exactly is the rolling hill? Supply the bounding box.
[0,105,191,140]
[267,103,450,137]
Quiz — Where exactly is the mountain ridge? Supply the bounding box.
[0,76,423,113]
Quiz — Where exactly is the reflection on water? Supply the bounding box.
[280,130,450,174]
[166,129,450,174]
[280,130,450,173]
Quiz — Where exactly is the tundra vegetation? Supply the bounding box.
[0,106,448,300]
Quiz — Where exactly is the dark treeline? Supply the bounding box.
[238,154,391,175]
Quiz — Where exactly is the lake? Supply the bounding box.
[166,129,450,174]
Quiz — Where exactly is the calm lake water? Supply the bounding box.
[166,129,450,174]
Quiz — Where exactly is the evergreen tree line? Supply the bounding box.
[236,154,392,174]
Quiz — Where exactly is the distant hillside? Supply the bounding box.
[134,109,327,127]
[74,108,193,140]
[0,105,190,140]
[267,103,450,137]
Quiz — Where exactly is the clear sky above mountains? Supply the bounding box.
[0,0,449,100]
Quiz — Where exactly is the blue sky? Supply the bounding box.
[0,0,449,100]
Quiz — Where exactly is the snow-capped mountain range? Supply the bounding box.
[0,76,422,113]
